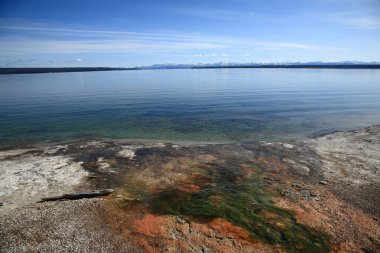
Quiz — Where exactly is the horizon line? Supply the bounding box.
[1,62,380,75]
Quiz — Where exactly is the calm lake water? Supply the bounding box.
[1,68,380,147]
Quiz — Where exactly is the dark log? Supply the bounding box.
[37,189,114,203]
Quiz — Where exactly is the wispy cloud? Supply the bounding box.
[326,0,379,3]
[170,7,254,20]
[193,53,229,58]
[252,41,321,50]
[0,22,338,56]
[0,23,223,54]
[0,57,84,67]
[0,24,190,38]
[0,37,222,54]
[324,12,380,29]
[64,58,82,63]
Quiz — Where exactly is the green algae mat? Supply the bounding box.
[120,151,330,253]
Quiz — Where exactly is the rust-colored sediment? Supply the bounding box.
[103,203,283,253]
[176,183,200,193]
[275,187,380,252]
[257,154,288,172]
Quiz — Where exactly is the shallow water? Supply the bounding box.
[1,68,380,147]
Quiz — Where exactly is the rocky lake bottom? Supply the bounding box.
[0,125,379,253]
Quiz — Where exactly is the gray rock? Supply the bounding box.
[176,216,186,224]
[201,247,210,253]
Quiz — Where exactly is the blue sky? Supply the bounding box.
[0,0,380,67]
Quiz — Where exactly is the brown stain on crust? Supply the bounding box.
[274,187,380,252]
[176,183,200,193]
[103,204,173,253]
[103,201,284,253]
[132,213,170,237]
[208,218,252,242]
[257,154,288,172]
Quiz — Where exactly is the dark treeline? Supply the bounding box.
[0,67,137,75]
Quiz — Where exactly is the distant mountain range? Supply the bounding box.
[138,61,380,69]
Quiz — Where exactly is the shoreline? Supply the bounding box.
[1,125,379,252]
[3,124,378,151]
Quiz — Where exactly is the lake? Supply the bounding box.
[1,68,380,147]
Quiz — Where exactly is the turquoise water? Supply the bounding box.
[1,68,380,147]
